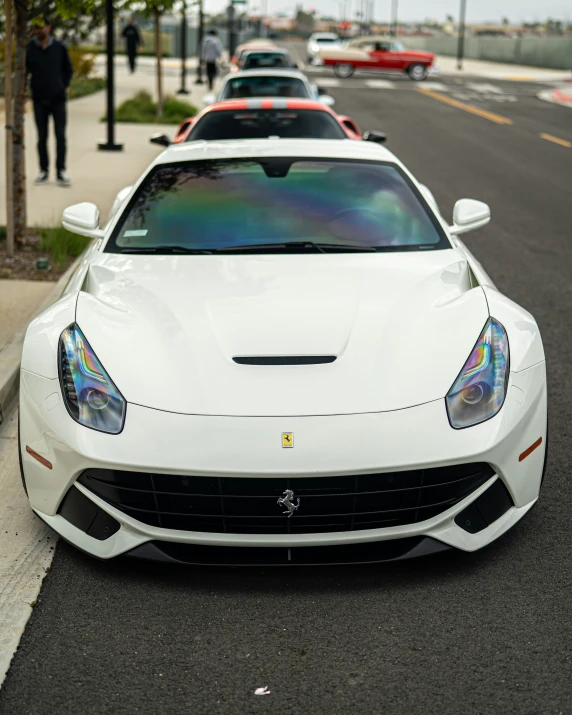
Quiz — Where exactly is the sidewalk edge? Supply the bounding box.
[0,252,86,421]
[537,89,572,108]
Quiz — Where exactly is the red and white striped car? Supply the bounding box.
[150,99,385,146]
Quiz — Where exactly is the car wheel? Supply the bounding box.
[407,63,428,81]
[334,63,355,78]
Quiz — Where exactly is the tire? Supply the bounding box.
[17,415,28,496]
[334,63,355,79]
[407,63,428,81]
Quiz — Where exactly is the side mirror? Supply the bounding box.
[319,94,335,107]
[203,93,216,106]
[449,199,491,235]
[62,202,104,239]
[150,133,171,147]
[363,130,387,144]
[316,85,327,95]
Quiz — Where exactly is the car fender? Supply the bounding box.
[483,286,545,372]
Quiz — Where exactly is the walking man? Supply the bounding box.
[201,29,223,91]
[122,18,142,73]
[26,17,73,186]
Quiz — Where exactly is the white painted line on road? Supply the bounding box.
[365,80,395,89]
[315,77,340,87]
[0,408,55,688]
[467,83,504,94]
[421,82,449,92]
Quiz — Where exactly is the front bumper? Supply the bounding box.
[20,362,547,561]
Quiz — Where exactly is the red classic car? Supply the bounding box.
[318,38,436,81]
[150,99,386,145]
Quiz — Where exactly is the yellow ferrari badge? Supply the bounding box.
[282,432,294,448]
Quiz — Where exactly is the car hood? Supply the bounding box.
[402,50,435,61]
[76,251,488,417]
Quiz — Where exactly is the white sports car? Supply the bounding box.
[19,140,547,565]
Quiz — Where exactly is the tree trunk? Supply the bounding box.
[4,0,15,257]
[13,0,28,244]
[155,9,163,118]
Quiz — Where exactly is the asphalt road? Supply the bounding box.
[2,45,572,715]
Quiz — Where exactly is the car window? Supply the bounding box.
[187,109,347,141]
[242,53,293,70]
[221,76,310,100]
[374,42,392,52]
[107,159,449,254]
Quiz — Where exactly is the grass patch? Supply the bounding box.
[37,226,90,269]
[68,76,106,100]
[115,90,198,124]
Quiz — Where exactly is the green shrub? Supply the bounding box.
[37,227,89,269]
[115,90,198,124]
[68,76,106,99]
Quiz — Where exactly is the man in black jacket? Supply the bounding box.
[122,19,142,73]
[26,18,73,186]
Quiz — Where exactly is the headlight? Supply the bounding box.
[58,324,126,434]
[446,318,509,429]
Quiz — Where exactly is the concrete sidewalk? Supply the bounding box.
[0,61,210,227]
[436,54,572,82]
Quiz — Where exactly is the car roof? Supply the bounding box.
[242,48,289,56]
[311,32,339,39]
[200,98,333,115]
[224,69,308,81]
[155,139,397,166]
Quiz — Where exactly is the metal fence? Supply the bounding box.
[402,35,572,70]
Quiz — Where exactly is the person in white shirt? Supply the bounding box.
[201,29,224,90]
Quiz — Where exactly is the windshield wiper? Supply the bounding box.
[120,245,213,255]
[212,242,377,254]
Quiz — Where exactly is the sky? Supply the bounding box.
[217,0,571,23]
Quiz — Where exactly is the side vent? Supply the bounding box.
[233,356,336,366]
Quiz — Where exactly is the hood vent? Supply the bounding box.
[233,356,337,366]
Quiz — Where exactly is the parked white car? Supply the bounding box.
[19,139,547,565]
[202,69,335,107]
[307,32,342,64]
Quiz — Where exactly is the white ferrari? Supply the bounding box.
[19,140,547,565]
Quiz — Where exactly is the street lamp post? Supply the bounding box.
[177,0,189,94]
[390,0,398,37]
[98,0,123,151]
[457,0,467,70]
[195,0,204,84]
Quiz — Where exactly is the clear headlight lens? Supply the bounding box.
[446,318,509,429]
[58,324,126,434]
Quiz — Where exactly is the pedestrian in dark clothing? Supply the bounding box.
[201,29,223,91]
[26,18,73,185]
[122,18,142,73]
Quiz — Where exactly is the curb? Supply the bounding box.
[537,88,572,109]
[0,252,85,423]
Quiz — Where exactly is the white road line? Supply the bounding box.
[314,77,340,87]
[365,80,395,89]
[0,407,56,688]
[467,82,504,94]
[421,82,449,92]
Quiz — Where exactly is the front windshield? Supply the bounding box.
[187,110,347,141]
[392,41,405,51]
[107,159,449,254]
[221,76,309,100]
[316,37,339,44]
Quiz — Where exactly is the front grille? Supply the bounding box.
[77,463,494,535]
[233,356,336,365]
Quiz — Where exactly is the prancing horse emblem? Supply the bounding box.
[277,489,300,518]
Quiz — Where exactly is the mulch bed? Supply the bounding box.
[0,237,74,281]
